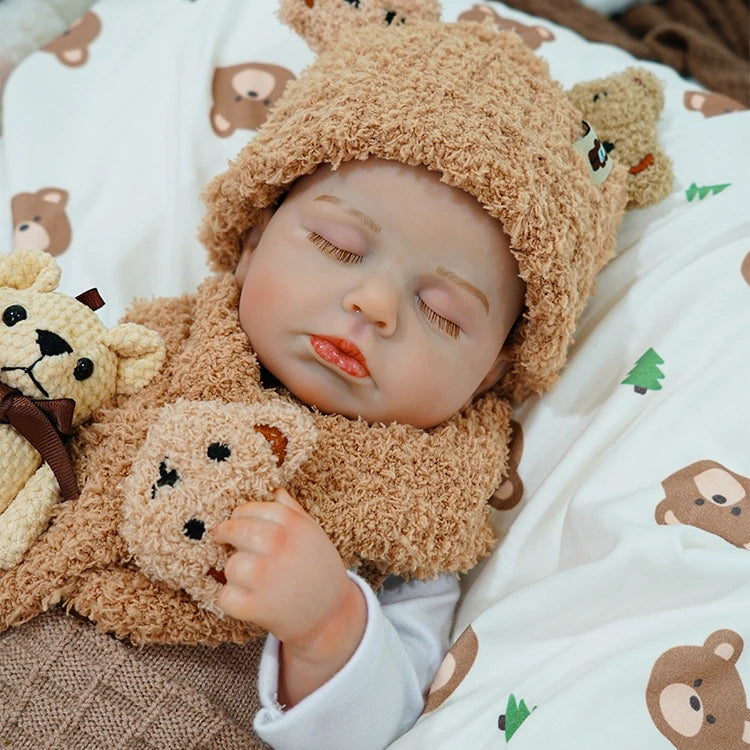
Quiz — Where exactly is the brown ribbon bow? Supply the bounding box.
[0,382,79,501]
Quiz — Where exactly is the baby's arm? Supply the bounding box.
[255,572,459,750]
[212,487,460,749]
[212,488,368,706]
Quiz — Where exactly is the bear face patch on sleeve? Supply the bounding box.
[656,460,750,551]
[646,629,750,748]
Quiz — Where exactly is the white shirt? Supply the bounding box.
[254,571,460,750]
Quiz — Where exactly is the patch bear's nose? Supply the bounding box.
[36,329,73,357]
[150,460,180,499]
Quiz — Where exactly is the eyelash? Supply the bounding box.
[307,231,460,338]
[417,297,460,339]
[307,231,363,264]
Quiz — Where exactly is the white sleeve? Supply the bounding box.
[253,570,460,750]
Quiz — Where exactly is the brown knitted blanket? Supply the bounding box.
[0,611,269,749]
[496,0,750,106]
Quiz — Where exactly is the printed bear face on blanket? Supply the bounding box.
[656,460,750,551]
[12,188,72,257]
[121,399,317,616]
[458,4,555,49]
[683,90,748,118]
[43,11,101,67]
[567,68,673,209]
[210,63,296,137]
[646,629,750,748]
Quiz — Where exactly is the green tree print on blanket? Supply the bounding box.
[622,348,665,394]
[498,693,537,741]
[685,182,731,201]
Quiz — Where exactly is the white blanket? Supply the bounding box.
[1,2,748,747]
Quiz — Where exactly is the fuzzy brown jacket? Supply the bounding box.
[0,272,512,647]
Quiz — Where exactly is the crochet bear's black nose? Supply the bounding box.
[37,329,73,357]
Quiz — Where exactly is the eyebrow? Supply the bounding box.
[436,266,489,314]
[313,195,381,235]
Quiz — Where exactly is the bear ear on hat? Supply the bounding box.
[279,0,441,53]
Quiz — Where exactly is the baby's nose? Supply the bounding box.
[342,278,398,336]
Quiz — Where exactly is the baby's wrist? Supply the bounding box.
[283,577,367,665]
[277,577,367,707]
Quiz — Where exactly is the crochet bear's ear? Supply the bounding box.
[278,0,441,54]
[0,248,61,293]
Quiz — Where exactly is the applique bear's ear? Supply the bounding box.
[0,248,61,293]
[278,0,441,54]
[567,67,673,209]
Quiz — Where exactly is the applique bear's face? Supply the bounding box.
[120,398,317,616]
[567,68,673,208]
[12,188,72,257]
[646,629,750,748]
[210,63,296,137]
[656,460,750,550]
[0,249,165,425]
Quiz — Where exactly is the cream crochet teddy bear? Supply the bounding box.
[0,248,164,568]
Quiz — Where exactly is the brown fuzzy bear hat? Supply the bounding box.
[199,0,628,403]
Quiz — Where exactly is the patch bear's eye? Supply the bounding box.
[207,442,231,462]
[74,357,95,381]
[3,305,27,326]
[183,518,206,540]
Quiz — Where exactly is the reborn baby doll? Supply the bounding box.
[0,0,651,747]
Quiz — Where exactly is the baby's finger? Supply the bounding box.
[216,579,259,622]
[272,487,309,517]
[212,513,280,552]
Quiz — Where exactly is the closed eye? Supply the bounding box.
[307,231,363,264]
[417,297,460,338]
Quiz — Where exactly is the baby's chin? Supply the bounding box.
[257,359,453,429]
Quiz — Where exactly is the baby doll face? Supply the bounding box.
[235,159,524,428]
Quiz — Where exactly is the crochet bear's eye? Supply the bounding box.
[3,305,27,326]
[73,357,95,381]
[207,442,231,462]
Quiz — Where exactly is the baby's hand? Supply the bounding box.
[213,488,367,705]
[212,488,364,647]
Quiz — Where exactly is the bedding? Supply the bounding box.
[1,1,748,748]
